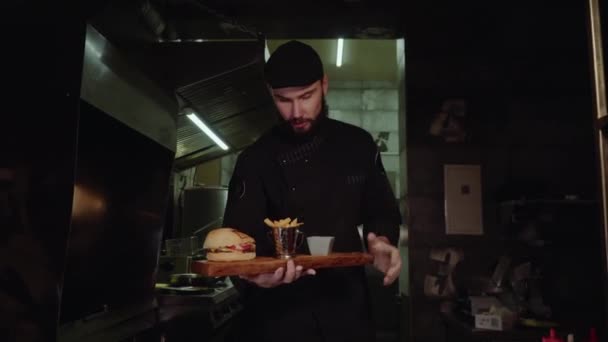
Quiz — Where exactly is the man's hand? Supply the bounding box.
[239,259,316,288]
[367,232,401,286]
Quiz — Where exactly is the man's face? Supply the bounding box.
[270,75,328,134]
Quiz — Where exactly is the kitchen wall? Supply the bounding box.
[327,80,402,198]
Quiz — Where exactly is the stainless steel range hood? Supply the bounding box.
[174,60,278,170]
[83,20,277,170]
[83,0,402,169]
[81,25,178,152]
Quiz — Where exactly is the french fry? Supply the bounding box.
[264,217,304,229]
[264,218,276,228]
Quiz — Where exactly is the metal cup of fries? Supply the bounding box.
[264,217,304,259]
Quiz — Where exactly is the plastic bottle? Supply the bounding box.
[543,329,564,342]
[588,327,598,342]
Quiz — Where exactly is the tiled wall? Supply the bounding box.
[327,80,402,199]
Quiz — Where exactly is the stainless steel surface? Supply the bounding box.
[89,0,401,42]
[175,61,278,167]
[270,227,304,259]
[176,115,217,160]
[81,25,177,151]
[84,0,401,166]
[158,279,237,305]
[165,237,201,257]
[87,2,279,165]
[179,186,228,239]
[60,100,174,326]
[158,256,194,280]
[157,284,242,332]
[58,300,158,342]
[192,217,225,236]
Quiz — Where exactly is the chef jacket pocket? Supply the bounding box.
[346,174,366,186]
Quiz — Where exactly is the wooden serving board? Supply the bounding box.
[191,252,374,277]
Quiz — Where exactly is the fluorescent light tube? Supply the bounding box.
[336,38,344,67]
[186,113,229,151]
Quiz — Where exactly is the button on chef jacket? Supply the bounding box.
[222,116,402,342]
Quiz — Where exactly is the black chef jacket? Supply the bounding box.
[223,116,401,342]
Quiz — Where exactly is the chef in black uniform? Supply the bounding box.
[223,40,402,342]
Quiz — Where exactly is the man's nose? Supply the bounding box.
[292,100,303,118]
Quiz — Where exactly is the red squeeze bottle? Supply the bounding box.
[589,327,598,342]
[543,329,564,342]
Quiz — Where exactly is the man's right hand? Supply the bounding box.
[239,260,316,288]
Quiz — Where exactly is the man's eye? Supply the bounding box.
[301,93,312,99]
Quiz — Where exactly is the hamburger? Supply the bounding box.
[203,228,256,261]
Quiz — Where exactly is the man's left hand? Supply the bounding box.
[367,232,401,286]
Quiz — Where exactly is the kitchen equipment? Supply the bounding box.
[169,273,226,288]
[157,273,225,296]
[173,59,278,170]
[157,279,242,339]
[157,286,215,296]
[268,226,304,259]
[59,99,175,326]
[178,186,228,239]
[165,237,202,257]
[158,235,206,283]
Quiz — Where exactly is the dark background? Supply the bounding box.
[1,1,607,341]
[403,0,607,341]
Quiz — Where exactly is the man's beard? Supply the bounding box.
[285,96,329,136]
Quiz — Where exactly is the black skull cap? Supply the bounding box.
[264,40,324,89]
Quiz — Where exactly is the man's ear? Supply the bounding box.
[321,74,329,95]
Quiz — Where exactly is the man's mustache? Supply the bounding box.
[290,118,313,124]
